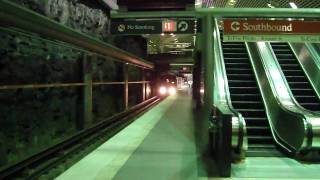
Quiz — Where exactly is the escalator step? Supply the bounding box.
[229,87,259,94]
[295,95,318,103]
[229,81,256,87]
[222,39,275,154]
[291,89,315,95]
[275,54,295,58]
[227,74,255,80]
[298,102,320,107]
[232,101,264,109]
[285,76,307,81]
[288,82,309,88]
[271,43,290,49]
[248,136,273,144]
[272,49,292,53]
[250,144,276,149]
[237,109,265,117]
[225,63,251,69]
[280,64,301,70]
[226,69,252,74]
[271,42,320,112]
[224,53,248,58]
[223,48,246,53]
[247,126,270,136]
[282,71,305,76]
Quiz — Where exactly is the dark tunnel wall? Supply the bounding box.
[0,1,151,169]
[12,0,109,40]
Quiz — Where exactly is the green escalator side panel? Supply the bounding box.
[245,42,308,153]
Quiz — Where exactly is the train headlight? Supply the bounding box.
[159,86,167,95]
[168,87,176,95]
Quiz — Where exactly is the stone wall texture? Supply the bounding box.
[0,0,149,169]
[13,0,108,40]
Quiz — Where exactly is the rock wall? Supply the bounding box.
[0,0,149,169]
[13,0,109,40]
[0,30,82,167]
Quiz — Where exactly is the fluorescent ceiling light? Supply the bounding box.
[170,63,194,66]
[100,0,118,10]
[289,2,298,9]
[267,3,275,8]
[195,0,202,8]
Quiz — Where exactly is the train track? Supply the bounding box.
[0,97,160,180]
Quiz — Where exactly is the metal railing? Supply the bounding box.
[0,1,156,175]
[111,8,320,18]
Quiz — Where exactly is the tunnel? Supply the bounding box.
[1,0,320,179]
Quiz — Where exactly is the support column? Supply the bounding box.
[203,15,214,107]
[123,64,129,110]
[142,69,146,102]
[83,53,93,127]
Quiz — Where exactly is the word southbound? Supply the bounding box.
[237,22,292,32]
[223,20,320,43]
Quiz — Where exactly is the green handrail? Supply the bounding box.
[111,8,320,18]
[247,41,320,153]
[197,8,320,18]
[212,19,247,159]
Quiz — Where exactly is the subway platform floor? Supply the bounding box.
[56,90,320,180]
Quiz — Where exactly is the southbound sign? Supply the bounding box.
[223,20,320,43]
[111,19,198,34]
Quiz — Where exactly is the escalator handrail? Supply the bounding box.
[249,42,320,152]
[213,18,247,158]
[247,42,301,153]
[270,42,320,150]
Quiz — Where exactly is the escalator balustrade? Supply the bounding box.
[270,43,320,111]
[221,36,281,156]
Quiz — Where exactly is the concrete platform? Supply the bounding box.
[57,91,201,180]
[57,90,320,180]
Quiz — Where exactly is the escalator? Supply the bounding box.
[221,40,281,156]
[270,43,320,111]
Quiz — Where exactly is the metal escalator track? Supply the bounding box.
[270,43,320,111]
[221,40,281,156]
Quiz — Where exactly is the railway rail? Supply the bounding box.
[0,97,160,180]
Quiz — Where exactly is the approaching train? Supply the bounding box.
[158,73,177,96]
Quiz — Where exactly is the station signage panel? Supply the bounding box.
[162,20,177,32]
[111,19,198,34]
[223,19,320,43]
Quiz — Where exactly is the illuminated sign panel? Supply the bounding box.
[111,19,199,34]
[162,21,177,32]
[223,19,320,43]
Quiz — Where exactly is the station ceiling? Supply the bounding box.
[210,0,320,8]
[114,0,320,55]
